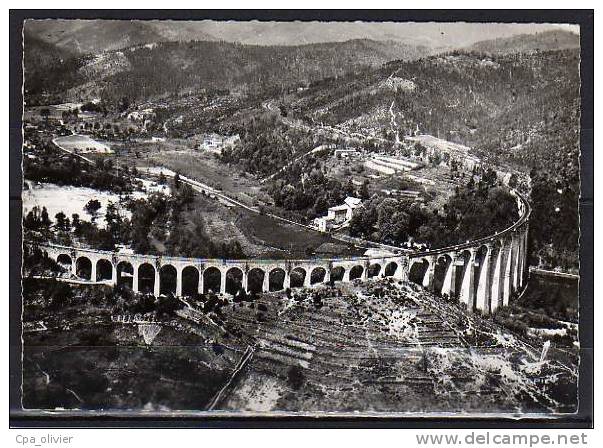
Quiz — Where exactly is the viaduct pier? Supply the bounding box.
[29,191,530,315]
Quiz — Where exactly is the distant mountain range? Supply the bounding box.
[24,19,578,55]
[24,20,181,55]
[466,30,580,55]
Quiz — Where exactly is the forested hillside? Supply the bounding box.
[279,49,581,269]
[24,38,430,103]
[23,36,86,103]
[25,20,572,54]
[290,49,579,167]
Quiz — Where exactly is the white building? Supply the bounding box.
[334,148,360,159]
[314,196,362,232]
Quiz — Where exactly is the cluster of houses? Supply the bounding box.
[313,196,362,233]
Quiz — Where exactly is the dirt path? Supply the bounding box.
[206,345,255,410]
[260,144,332,184]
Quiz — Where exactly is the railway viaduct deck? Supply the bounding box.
[29,191,530,315]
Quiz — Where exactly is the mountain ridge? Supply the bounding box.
[465,29,580,55]
[25,19,576,55]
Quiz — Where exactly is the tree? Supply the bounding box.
[54,211,70,231]
[49,281,73,309]
[359,180,370,200]
[85,199,102,222]
[118,96,130,113]
[105,202,122,237]
[40,108,50,122]
[40,207,52,229]
[508,173,519,188]
[349,202,378,238]
[24,206,49,231]
[287,366,305,390]
[313,196,329,215]
[87,227,116,251]
[95,158,106,171]
[156,294,183,317]
[431,151,442,166]
[71,213,81,234]
[482,168,498,186]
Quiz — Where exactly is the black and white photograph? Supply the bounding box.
[13,11,590,423]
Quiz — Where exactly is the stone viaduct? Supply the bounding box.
[30,191,530,315]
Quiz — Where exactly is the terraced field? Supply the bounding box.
[205,280,577,415]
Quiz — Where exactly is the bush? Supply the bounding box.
[49,281,74,309]
[129,294,156,314]
[156,294,183,317]
[287,365,305,390]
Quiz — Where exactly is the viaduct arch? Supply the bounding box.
[30,191,530,315]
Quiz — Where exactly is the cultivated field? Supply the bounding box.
[103,141,363,258]
[148,149,267,208]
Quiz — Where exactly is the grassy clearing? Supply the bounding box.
[175,189,361,259]
[54,134,112,153]
[236,211,362,259]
